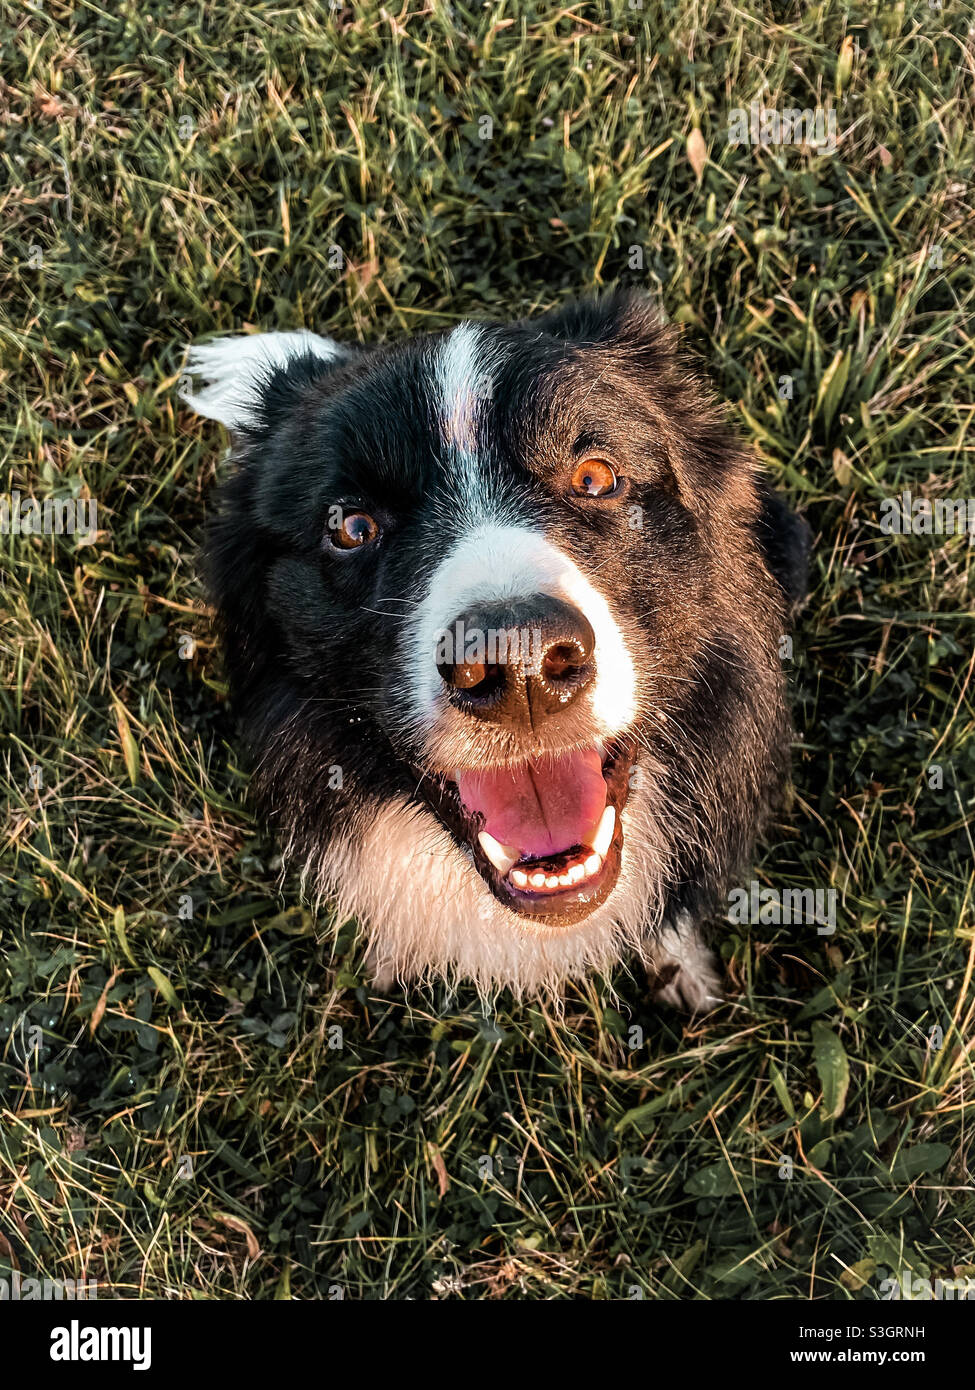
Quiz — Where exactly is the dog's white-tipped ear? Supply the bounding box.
[180,329,344,430]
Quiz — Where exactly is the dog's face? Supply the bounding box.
[186,294,793,992]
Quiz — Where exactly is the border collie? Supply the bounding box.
[183,292,809,1005]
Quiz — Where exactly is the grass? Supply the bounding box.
[1,0,973,1301]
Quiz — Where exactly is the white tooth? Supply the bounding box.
[478,830,519,875]
[530,871,547,889]
[590,805,616,859]
[584,853,601,876]
[545,875,560,889]
[569,864,586,883]
[510,868,529,888]
[558,872,573,887]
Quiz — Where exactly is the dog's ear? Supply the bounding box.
[532,290,674,368]
[753,479,812,617]
[180,330,350,432]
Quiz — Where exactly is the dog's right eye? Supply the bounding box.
[327,511,380,550]
[570,458,619,498]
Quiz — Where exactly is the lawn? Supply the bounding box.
[1,0,973,1300]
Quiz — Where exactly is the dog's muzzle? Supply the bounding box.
[418,592,637,927]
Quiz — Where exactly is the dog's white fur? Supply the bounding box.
[181,331,342,430]
[437,321,508,458]
[651,918,725,1013]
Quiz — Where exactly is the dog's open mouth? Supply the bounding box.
[421,738,637,925]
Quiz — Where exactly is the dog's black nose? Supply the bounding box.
[437,596,596,725]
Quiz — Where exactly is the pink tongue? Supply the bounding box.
[458,748,607,859]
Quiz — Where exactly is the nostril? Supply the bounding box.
[541,641,588,682]
[439,658,485,689]
[438,659,505,699]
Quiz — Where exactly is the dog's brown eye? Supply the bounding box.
[571,458,618,497]
[330,511,380,550]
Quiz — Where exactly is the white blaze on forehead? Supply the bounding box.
[437,321,505,457]
[409,523,638,736]
[181,330,343,430]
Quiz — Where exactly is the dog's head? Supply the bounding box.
[185,293,794,991]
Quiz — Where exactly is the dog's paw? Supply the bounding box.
[647,918,724,1014]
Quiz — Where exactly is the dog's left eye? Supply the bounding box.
[570,458,619,497]
[328,511,380,550]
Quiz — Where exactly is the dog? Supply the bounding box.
[182,291,809,1004]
